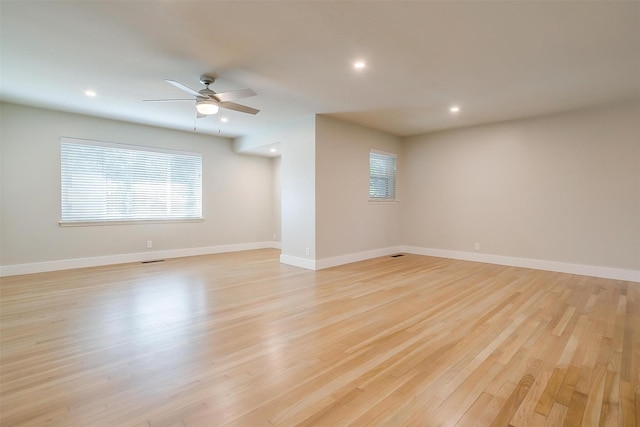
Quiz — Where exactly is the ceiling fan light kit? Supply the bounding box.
[196,100,219,115]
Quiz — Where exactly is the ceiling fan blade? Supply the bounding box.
[218,101,260,115]
[212,88,257,103]
[143,98,194,102]
[165,79,203,98]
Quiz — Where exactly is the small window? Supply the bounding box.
[369,149,396,200]
[61,137,202,224]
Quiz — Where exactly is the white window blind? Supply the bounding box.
[369,150,397,200]
[61,138,202,223]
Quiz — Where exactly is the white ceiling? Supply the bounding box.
[1,1,639,143]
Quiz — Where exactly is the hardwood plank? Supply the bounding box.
[563,390,587,427]
[1,249,638,426]
[556,365,581,406]
[488,372,536,426]
[599,369,620,426]
[535,367,567,416]
[581,364,606,426]
[454,391,494,427]
[545,403,568,427]
[510,364,550,426]
[620,381,636,427]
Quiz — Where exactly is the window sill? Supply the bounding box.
[369,199,399,205]
[59,218,204,227]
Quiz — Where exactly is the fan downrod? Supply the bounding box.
[200,74,216,87]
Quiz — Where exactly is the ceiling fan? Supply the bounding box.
[144,74,259,117]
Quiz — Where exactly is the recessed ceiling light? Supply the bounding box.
[84,90,97,97]
[270,148,277,153]
[450,106,460,113]
[353,61,366,70]
[220,117,229,123]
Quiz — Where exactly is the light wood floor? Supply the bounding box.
[1,249,638,426]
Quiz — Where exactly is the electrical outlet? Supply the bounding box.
[305,247,310,256]
[474,242,480,251]
[146,240,153,249]
[273,233,276,240]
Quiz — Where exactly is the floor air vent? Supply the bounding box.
[141,259,165,264]
[390,254,405,258]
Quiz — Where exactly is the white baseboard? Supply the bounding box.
[402,246,640,283]
[4,242,637,283]
[279,246,404,271]
[0,241,280,277]
[280,246,640,282]
[282,245,639,282]
[315,246,404,270]
[279,254,316,270]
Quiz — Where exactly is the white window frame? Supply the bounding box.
[60,137,203,226]
[369,149,397,202]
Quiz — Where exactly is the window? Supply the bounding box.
[61,137,202,224]
[369,149,397,200]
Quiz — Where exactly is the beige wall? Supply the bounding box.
[401,101,640,270]
[315,116,402,259]
[2,101,637,276]
[0,103,274,267]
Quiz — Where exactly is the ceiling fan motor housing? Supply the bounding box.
[199,88,216,98]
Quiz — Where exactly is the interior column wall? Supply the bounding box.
[235,115,316,267]
[272,156,282,244]
[315,116,402,260]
